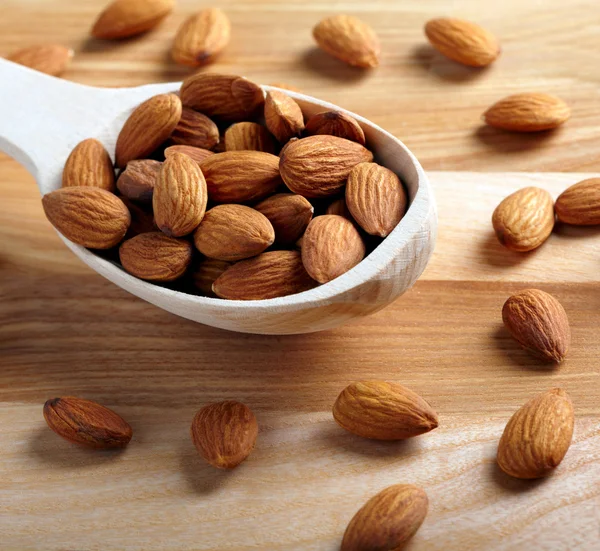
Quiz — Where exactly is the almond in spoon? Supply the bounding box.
[254,193,314,246]
[264,90,305,143]
[170,107,220,150]
[117,159,161,203]
[224,122,276,154]
[62,138,115,192]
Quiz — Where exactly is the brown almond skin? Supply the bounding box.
[170,107,220,150]
[492,187,555,252]
[121,197,157,237]
[201,151,282,203]
[280,135,373,198]
[326,197,354,220]
[254,193,314,246]
[117,159,161,203]
[313,15,380,68]
[346,162,407,237]
[224,122,276,154]
[42,187,130,249]
[484,93,570,132]
[302,215,365,283]
[192,258,232,297]
[333,381,439,440]
[194,204,275,261]
[264,90,305,143]
[172,8,230,67]
[502,289,570,363]
[180,73,264,122]
[164,145,215,165]
[153,152,208,237]
[555,178,600,225]
[497,388,574,479]
[7,44,73,76]
[62,138,115,192]
[43,397,132,449]
[305,110,366,146]
[191,401,258,469]
[342,484,429,551]
[91,0,175,39]
[213,250,316,300]
[115,93,182,168]
[424,17,500,67]
[119,232,193,281]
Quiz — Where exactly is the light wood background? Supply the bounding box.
[1,1,600,550]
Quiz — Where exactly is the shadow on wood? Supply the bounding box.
[492,325,560,371]
[478,232,537,268]
[300,47,371,83]
[474,125,560,153]
[489,460,548,493]
[179,439,236,495]
[409,44,490,82]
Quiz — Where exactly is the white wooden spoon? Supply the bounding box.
[0,59,436,335]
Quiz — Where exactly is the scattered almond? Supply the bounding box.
[264,90,305,143]
[555,178,600,226]
[191,401,258,469]
[492,187,555,252]
[305,110,366,145]
[7,44,73,76]
[341,484,429,551]
[43,396,132,449]
[117,159,161,203]
[172,8,230,67]
[497,388,574,479]
[170,107,220,150]
[164,144,215,165]
[254,193,314,246]
[313,15,380,68]
[502,289,570,363]
[224,122,276,154]
[91,0,175,39]
[62,138,115,192]
[192,258,232,297]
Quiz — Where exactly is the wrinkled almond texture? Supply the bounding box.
[7,44,73,76]
[191,401,258,469]
[115,93,182,168]
[224,122,276,154]
[119,231,193,281]
[170,107,220,150]
[555,178,600,226]
[254,193,314,246]
[497,388,574,479]
[172,8,230,66]
[492,187,555,252]
[193,258,232,297]
[92,0,175,39]
[62,138,115,192]
[305,110,366,145]
[313,15,380,68]
[484,93,570,132]
[302,215,365,283]
[502,289,571,363]
[333,380,439,440]
[153,152,207,237]
[213,250,316,300]
[424,17,500,67]
[165,144,215,165]
[117,159,161,203]
[193,204,274,261]
[42,187,130,249]
[43,396,132,449]
[264,90,305,143]
[180,73,264,122]
[341,484,429,551]
[280,135,373,198]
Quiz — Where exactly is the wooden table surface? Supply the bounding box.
[1,1,599,550]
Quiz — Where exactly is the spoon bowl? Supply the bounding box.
[0,59,436,334]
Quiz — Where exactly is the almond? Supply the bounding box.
[43,396,132,449]
[424,17,500,67]
[326,197,353,220]
[224,122,276,154]
[194,204,274,261]
[180,73,264,122]
[484,93,570,132]
[492,187,555,252]
[502,289,570,363]
[333,380,439,440]
[341,484,429,551]
[305,110,366,145]
[313,15,380,68]
[301,215,365,283]
[91,0,174,39]
[346,162,407,237]
[7,44,73,76]
[192,258,232,297]
[170,107,220,150]
[115,93,182,168]
[555,178,600,226]
[119,231,193,281]
[172,8,230,67]
[254,193,314,246]
[164,144,215,165]
[121,197,157,237]
[213,250,316,300]
[497,388,574,479]
[201,151,282,203]
[117,159,161,203]
[62,138,115,192]
[191,401,258,469]
[264,90,305,143]
[42,187,130,249]
[153,152,207,237]
[280,135,373,198]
